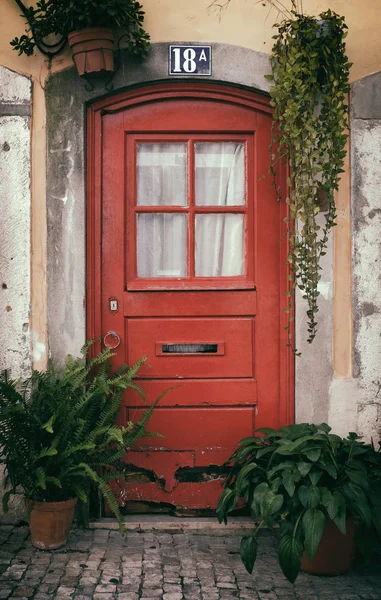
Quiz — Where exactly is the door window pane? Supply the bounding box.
[195,214,244,276]
[137,213,187,278]
[195,142,244,206]
[137,143,187,206]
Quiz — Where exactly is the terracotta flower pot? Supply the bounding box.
[26,498,77,550]
[67,28,114,77]
[301,518,356,575]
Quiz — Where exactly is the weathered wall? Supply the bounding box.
[295,219,333,426]
[0,65,31,523]
[351,72,381,441]
[0,65,31,379]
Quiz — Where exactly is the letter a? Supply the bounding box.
[199,49,207,62]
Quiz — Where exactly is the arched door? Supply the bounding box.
[87,83,293,513]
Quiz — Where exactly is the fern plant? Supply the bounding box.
[0,342,162,533]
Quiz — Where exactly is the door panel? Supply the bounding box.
[126,318,254,378]
[126,379,257,407]
[125,407,255,451]
[88,83,293,514]
[123,290,257,317]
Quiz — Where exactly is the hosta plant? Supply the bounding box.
[217,423,381,582]
[0,342,162,533]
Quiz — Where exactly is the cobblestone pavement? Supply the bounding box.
[0,525,380,600]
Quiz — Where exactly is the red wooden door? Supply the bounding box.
[87,83,293,513]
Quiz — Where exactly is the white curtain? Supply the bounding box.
[136,141,244,278]
[195,142,244,276]
[137,213,187,278]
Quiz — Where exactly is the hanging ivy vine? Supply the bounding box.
[266,6,351,349]
[210,0,351,351]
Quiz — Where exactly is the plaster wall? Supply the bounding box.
[350,72,381,441]
[0,65,31,523]
[0,66,31,380]
[295,218,333,426]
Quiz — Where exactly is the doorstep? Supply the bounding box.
[89,515,254,532]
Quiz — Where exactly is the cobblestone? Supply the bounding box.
[0,526,379,599]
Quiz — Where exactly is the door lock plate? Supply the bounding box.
[109,297,118,312]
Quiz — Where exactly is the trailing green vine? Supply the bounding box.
[209,0,351,351]
[266,6,351,349]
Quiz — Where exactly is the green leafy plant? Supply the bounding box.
[0,342,162,533]
[209,0,351,350]
[265,5,351,349]
[217,423,381,582]
[11,0,150,58]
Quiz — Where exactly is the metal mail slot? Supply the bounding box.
[163,343,218,354]
[156,342,225,356]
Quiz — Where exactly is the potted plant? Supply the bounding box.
[0,342,162,549]
[216,423,381,582]
[264,5,351,351]
[210,0,351,352]
[10,0,150,77]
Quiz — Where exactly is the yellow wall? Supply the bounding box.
[1,0,381,82]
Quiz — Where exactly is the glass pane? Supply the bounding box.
[137,143,187,206]
[137,213,187,278]
[195,214,244,277]
[195,142,245,206]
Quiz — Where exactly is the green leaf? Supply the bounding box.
[346,469,369,491]
[282,471,295,497]
[45,476,62,489]
[262,491,284,526]
[308,470,323,486]
[297,462,312,477]
[240,535,258,574]
[347,484,372,527]
[36,446,58,460]
[268,461,295,478]
[216,488,237,524]
[278,534,303,583]
[41,415,55,433]
[333,492,346,534]
[302,508,325,562]
[320,488,338,520]
[252,482,270,514]
[304,448,321,462]
[298,485,319,509]
[318,423,331,433]
[256,446,274,459]
[317,461,337,479]
[235,462,258,495]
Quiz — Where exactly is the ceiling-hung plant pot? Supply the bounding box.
[262,2,351,353]
[67,28,114,77]
[26,498,78,550]
[216,423,381,583]
[0,342,164,546]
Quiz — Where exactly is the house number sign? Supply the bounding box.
[169,45,212,76]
